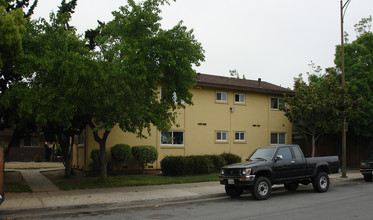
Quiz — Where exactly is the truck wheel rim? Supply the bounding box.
[258,182,268,195]
[320,176,327,189]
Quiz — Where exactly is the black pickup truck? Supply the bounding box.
[219,145,339,200]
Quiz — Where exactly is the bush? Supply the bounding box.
[111,144,131,170]
[207,155,226,173]
[220,153,242,165]
[161,154,226,176]
[131,145,158,173]
[90,149,101,172]
[160,156,188,176]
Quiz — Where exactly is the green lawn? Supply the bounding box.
[4,171,32,193]
[54,173,220,190]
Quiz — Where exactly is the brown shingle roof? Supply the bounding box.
[196,73,294,96]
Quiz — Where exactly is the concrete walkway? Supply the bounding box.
[0,162,364,217]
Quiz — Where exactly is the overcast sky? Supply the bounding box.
[32,0,373,89]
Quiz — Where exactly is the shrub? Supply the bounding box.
[161,154,224,176]
[220,153,242,165]
[161,156,188,176]
[111,144,131,170]
[131,145,158,173]
[207,155,226,172]
[188,156,214,175]
[90,149,101,172]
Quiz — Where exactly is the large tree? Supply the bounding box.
[281,73,355,157]
[334,17,373,138]
[6,0,92,176]
[0,0,38,154]
[88,0,205,178]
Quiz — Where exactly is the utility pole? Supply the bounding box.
[340,0,351,178]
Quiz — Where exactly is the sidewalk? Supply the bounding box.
[0,162,364,217]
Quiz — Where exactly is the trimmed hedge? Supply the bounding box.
[220,153,242,165]
[161,153,241,176]
[111,144,132,170]
[132,145,158,173]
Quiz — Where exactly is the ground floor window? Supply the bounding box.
[23,137,40,147]
[271,132,286,144]
[216,131,228,141]
[161,131,184,146]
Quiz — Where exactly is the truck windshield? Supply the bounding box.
[248,148,276,161]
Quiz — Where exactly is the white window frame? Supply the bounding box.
[216,91,227,102]
[234,93,245,104]
[271,132,286,145]
[234,131,246,142]
[161,131,184,146]
[271,97,286,110]
[216,131,228,142]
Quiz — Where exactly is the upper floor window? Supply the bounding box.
[216,92,227,102]
[216,131,228,142]
[271,97,285,110]
[161,131,184,146]
[235,131,246,142]
[234,93,245,104]
[271,132,286,144]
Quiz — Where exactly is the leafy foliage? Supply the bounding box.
[131,145,158,173]
[220,153,242,165]
[110,144,132,169]
[281,73,356,157]
[334,25,373,138]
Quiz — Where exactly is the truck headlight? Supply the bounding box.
[221,170,225,175]
[361,162,367,168]
[242,169,251,175]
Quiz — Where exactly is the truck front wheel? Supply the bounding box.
[312,171,329,193]
[251,176,271,200]
[225,185,243,198]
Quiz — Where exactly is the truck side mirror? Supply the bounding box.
[275,155,283,161]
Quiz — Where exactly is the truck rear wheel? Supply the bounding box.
[251,176,271,200]
[225,185,243,198]
[363,175,372,182]
[312,171,329,193]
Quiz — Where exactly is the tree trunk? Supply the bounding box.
[88,121,110,178]
[311,134,316,158]
[58,134,73,178]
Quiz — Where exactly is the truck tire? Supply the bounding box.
[225,185,243,198]
[284,181,299,191]
[251,176,271,200]
[363,175,372,182]
[312,171,329,193]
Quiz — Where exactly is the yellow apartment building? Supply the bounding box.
[73,73,294,171]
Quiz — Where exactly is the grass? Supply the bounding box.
[4,171,32,193]
[48,171,220,190]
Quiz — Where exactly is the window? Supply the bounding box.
[276,147,292,160]
[235,131,245,141]
[234,93,245,103]
[271,97,285,109]
[78,130,85,145]
[271,132,286,144]
[161,131,184,146]
[216,131,228,141]
[24,137,40,147]
[292,146,304,160]
[216,92,227,102]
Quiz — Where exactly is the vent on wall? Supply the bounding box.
[198,123,207,126]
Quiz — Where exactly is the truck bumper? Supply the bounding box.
[219,175,256,186]
[360,168,373,176]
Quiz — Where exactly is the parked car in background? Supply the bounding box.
[360,158,373,182]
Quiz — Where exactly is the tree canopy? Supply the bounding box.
[281,72,356,157]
